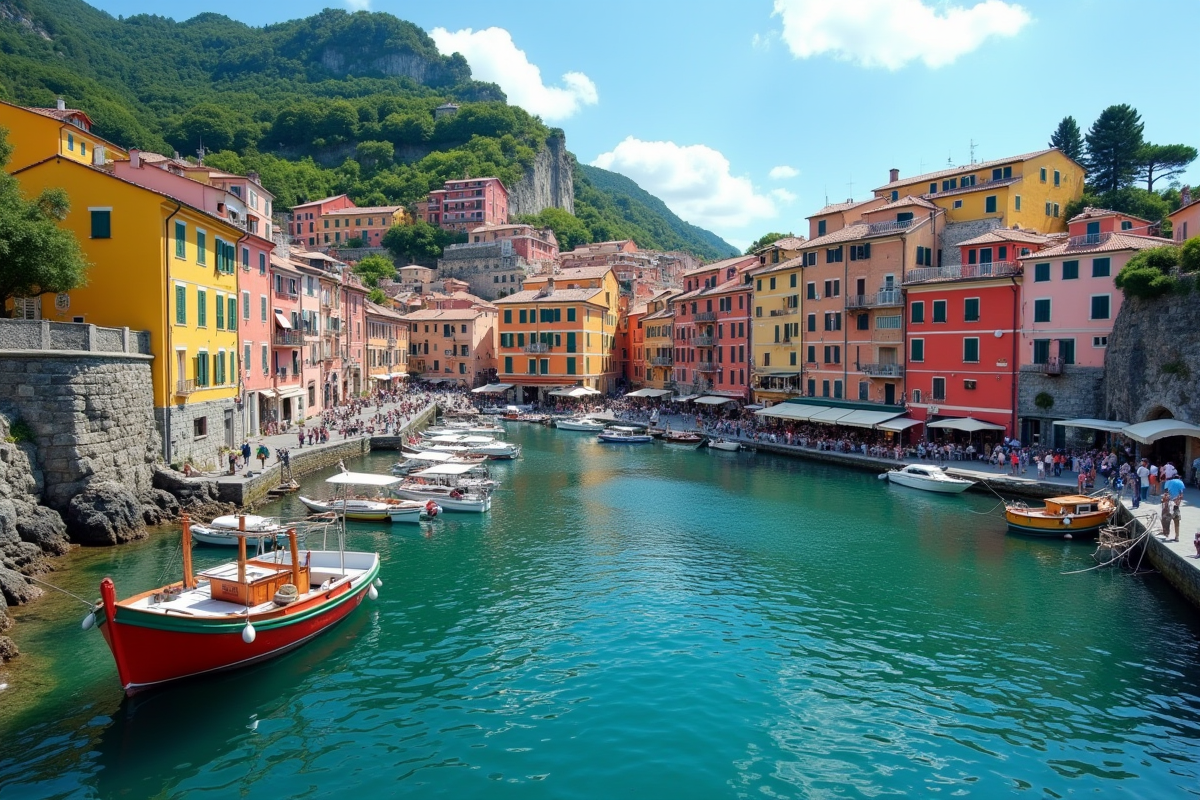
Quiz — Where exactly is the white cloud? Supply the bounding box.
[344,0,370,9]
[771,188,798,203]
[773,0,1031,70]
[429,27,598,121]
[592,137,777,232]
[769,165,799,180]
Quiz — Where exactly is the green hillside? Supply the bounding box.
[0,0,736,260]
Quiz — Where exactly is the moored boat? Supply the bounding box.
[883,464,974,494]
[662,430,704,444]
[1005,493,1117,539]
[391,463,493,512]
[298,495,438,523]
[555,417,608,432]
[597,426,654,443]
[87,504,381,696]
[707,438,740,451]
[190,514,289,547]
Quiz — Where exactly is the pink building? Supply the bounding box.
[419,177,509,232]
[1170,187,1200,243]
[670,255,759,400]
[290,194,355,247]
[268,256,306,426]
[468,223,559,264]
[342,273,368,399]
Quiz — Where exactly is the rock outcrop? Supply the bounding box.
[509,131,575,218]
[1104,291,1200,423]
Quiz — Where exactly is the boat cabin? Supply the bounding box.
[1044,495,1100,516]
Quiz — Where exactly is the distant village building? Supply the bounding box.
[316,205,407,248]
[288,194,355,247]
[418,177,509,232]
[437,239,531,301]
[403,307,498,387]
[434,103,460,119]
[468,223,559,265]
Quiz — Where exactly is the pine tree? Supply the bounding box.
[1049,116,1084,162]
[1137,143,1198,192]
[1084,105,1145,193]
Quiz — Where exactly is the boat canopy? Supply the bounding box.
[694,396,738,406]
[608,426,643,432]
[876,417,924,432]
[326,472,402,487]
[472,383,514,394]
[1052,418,1129,433]
[1121,419,1200,444]
[625,388,674,398]
[405,451,454,462]
[412,463,481,476]
[927,418,1006,432]
[835,409,904,429]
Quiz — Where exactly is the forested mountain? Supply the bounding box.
[0,0,737,259]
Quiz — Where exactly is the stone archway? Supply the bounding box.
[1141,406,1190,474]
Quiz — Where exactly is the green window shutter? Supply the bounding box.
[566,357,576,375]
[1062,260,1079,279]
[1034,263,1050,282]
[216,295,225,329]
[567,307,576,322]
[175,222,186,257]
[911,302,924,324]
[504,309,512,323]
[1092,258,1111,277]
[517,333,525,347]
[1034,299,1051,322]
[910,339,924,361]
[519,309,527,323]
[228,297,237,331]
[196,231,206,264]
[985,196,997,213]
[504,356,512,374]
[554,308,562,322]
[566,331,576,353]
[197,290,207,327]
[933,301,946,323]
[90,210,111,239]
[964,298,980,322]
[963,338,979,362]
[175,285,186,324]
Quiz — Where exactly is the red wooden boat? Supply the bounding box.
[90,514,380,696]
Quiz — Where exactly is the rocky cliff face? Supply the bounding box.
[509,132,574,218]
[1103,291,1200,423]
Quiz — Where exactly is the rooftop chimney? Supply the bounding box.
[248,171,260,184]
[56,97,65,111]
[92,146,105,166]
[129,149,141,169]
[889,168,900,183]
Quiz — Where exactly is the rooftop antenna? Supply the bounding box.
[969,139,977,164]
[824,185,829,206]
[847,173,854,200]
[947,151,953,167]
[196,138,206,166]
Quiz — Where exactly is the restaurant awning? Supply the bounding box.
[876,417,923,432]
[277,386,305,401]
[673,395,700,402]
[754,404,832,421]
[549,387,602,398]
[472,383,514,394]
[625,388,674,398]
[274,312,293,329]
[1052,418,1130,433]
[744,404,765,411]
[694,396,738,406]
[927,418,1006,432]
[808,408,857,424]
[835,409,904,429]
[1120,419,1200,444]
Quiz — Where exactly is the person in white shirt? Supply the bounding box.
[1150,463,1161,496]
[1136,460,1151,507]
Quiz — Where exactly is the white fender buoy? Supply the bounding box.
[1063,516,1073,526]
[373,578,382,589]
[1064,533,1074,540]
[368,585,379,601]
[82,612,96,631]
[242,621,257,644]
[877,473,889,480]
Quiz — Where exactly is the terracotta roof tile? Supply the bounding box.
[807,198,877,218]
[494,287,605,304]
[874,149,1057,192]
[1021,233,1174,259]
[956,228,1052,247]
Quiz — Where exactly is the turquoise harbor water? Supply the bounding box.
[2,422,1200,798]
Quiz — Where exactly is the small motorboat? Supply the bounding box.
[190,514,289,547]
[298,496,436,523]
[663,430,704,444]
[555,417,608,432]
[883,464,974,494]
[392,463,493,513]
[1005,493,1117,539]
[707,438,740,451]
[597,426,654,443]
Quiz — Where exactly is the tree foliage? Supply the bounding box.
[516,207,591,252]
[1115,245,1183,299]
[0,129,90,312]
[745,232,793,254]
[351,253,396,287]
[1084,104,1145,193]
[382,220,465,266]
[1137,143,1198,192]
[1049,116,1084,162]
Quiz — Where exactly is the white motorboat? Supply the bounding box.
[190,514,289,547]
[471,442,522,459]
[391,463,493,513]
[707,438,740,451]
[555,417,608,432]
[392,449,487,475]
[597,426,654,443]
[298,495,438,522]
[883,464,975,494]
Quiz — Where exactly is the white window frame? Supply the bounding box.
[1093,335,1109,348]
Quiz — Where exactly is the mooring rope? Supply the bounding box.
[22,574,97,609]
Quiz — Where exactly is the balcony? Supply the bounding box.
[847,290,904,309]
[524,342,551,354]
[769,307,799,316]
[872,328,903,344]
[697,361,717,372]
[866,218,916,235]
[323,351,336,363]
[273,289,298,302]
[860,363,905,378]
[175,379,195,396]
[273,330,304,347]
[650,356,673,366]
[1067,232,1113,248]
[694,335,715,347]
[905,262,1020,284]
[387,338,398,348]
[275,368,299,384]
[694,311,718,322]
[1042,357,1064,376]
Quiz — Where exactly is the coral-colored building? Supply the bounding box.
[420,177,509,232]
[1169,187,1200,243]
[404,307,499,387]
[289,194,355,247]
[469,223,559,264]
[671,256,758,400]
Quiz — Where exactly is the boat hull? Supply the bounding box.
[97,559,378,696]
[190,527,288,547]
[886,473,973,493]
[555,421,607,432]
[708,441,740,451]
[597,434,653,443]
[1004,511,1109,538]
[392,488,491,512]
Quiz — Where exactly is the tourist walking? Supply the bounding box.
[1136,459,1151,507]
[256,444,269,470]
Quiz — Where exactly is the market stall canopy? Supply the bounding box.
[927,418,1006,432]
[835,409,904,429]
[876,417,923,432]
[274,312,292,329]
[549,387,602,398]
[744,404,764,411]
[472,383,514,394]
[672,395,700,402]
[326,471,401,487]
[1120,419,1200,444]
[1052,418,1130,433]
[625,388,674,398]
[694,396,738,406]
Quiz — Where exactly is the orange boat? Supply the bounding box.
[1004,494,1117,539]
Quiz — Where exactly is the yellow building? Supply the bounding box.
[749,255,806,403]
[5,101,244,467]
[872,149,1084,233]
[0,98,128,172]
[365,301,409,386]
[494,266,621,399]
[641,290,679,391]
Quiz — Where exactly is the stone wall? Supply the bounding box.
[938,219,1002,268]
[437,240,530,300]
[157,396,245,471]
[1018,365,1105,446]
[1104,291,1200,425]
[509,131,575,218]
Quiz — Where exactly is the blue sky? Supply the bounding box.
[92,0,1200,249]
